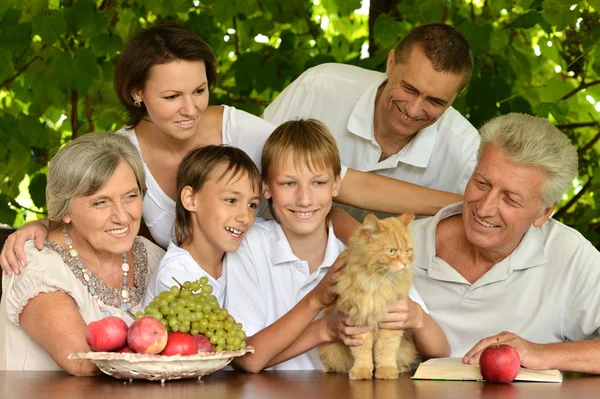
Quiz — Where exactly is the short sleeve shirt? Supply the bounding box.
[410,203,600,357]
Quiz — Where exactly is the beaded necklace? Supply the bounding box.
[63,227,131,318]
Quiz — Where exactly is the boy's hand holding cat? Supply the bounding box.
[324,309,372,346]
[378,296,425,331]
[309,251,348,309]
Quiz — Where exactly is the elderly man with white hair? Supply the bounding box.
[410,113,600,373]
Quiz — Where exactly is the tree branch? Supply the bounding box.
[554,178,592,219]
[556,122,598,130]
[233,17,240,58]
[0,56,42,89]
[578,129,600,156]
[561,79,600,101]
[71,90,79,140]
[85,94,95,133]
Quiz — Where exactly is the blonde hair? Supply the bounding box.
[478,113,578,208]
[175,145,261,245]
[261,119,341,222]
[47,133,146,221]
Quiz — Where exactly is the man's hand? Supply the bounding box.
[379,296,424,331]
[463,331,548,370]
[1,221,48,276]
[325,309,371,346]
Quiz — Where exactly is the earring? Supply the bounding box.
[134,100,142,107]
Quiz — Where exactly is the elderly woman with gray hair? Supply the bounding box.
[0,133,164,375]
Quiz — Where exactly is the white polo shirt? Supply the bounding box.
[143,241,227,308]
[410,203,600,357]
[263,63,481,221]
[225,220,429,370]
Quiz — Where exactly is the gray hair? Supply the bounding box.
[47,132,147,221]
[478,113,578,208]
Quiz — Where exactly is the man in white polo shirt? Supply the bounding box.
[263,23,480,221]
[411,113,600,374]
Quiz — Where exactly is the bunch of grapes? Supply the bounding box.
[135,277,247,352]
[561,9,599,78]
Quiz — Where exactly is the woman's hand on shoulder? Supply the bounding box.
[379,296,424,331]
[1,220,49,276]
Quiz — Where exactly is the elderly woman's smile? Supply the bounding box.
[64,161,143,258]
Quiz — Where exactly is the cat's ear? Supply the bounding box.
[363,214,381,234]
[397,212,414,227]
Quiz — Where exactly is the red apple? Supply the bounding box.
[160,332,197,356]
[117,345,134,353]
[480,343,521,383]
[192,333,214,353]
[127,316,168,354]
[86,316,128,352]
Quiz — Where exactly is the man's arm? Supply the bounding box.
[463,331,600,374]
[336,169,462,217]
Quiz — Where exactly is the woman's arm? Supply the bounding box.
[20,291,99,376]
[336,169,462,216]
[329,207,361,246]
[232,254,346,373]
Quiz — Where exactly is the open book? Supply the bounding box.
[412,357,562,383]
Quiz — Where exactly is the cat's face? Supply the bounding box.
[359,213,414,274]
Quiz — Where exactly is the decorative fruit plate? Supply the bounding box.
[68,347,254,382]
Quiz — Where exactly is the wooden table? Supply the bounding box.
[1,370,598,399]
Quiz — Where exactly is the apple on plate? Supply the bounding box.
[86,316,128,352]
[127,316,168,354]
[192,333,214,353]
[160,332,197,356]
[479,343,521,383]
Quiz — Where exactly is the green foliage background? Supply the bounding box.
[1,0,599,245]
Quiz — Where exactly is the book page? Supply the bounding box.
[412,357,562,383]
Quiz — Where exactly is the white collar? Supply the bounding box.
[346,74,440,169]
[413,203,547,283]
[268,222,340,270]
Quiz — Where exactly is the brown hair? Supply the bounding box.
[174,145,261,245]
[114,21,217,128]
[394,23,473,91]
[261,119,341,222]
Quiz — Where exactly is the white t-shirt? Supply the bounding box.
[225,220,427,370]
[263,63,481,221]
[411,203,600,357]
[143,241,227,307]
[118,105,275,248]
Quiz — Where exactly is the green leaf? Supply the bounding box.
[54,51,75,90]
[373,14,409,50]
[458,22,492,55]
[0,195,17,226]
[505,11,541,29]
[0,48,13,83]
[73,47,100,94]
[535,101,569,122]
[1,22,32,52]
[32,10,66,45]
[29,173,47,209]
[115,9,137,41]
[541,0,578,31]
[213,0,237,22]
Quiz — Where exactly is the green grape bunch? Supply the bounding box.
[560,9,600,78]
[134,277,247,352]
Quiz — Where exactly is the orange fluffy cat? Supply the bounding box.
[319,213,418,380]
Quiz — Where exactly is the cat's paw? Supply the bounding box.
[349,366,373,380]
[375,366,399,380]
[322,364,334,373]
